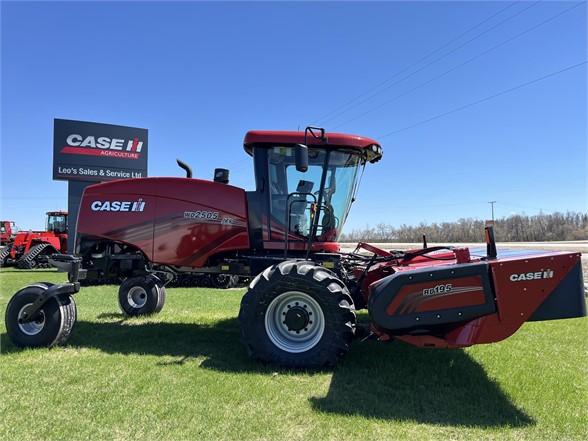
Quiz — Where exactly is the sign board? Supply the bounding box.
[53,119,148,181]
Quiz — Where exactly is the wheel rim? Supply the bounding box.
[127,286,147,308]
[265,291,325,353]
[17,303,45,335]
[212,274,232,288]
[213,275,228,284]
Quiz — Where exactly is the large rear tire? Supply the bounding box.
[238,261,356,368]
[5,283,77,348]
[118,275,166,316]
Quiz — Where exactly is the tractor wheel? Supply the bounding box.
[118,274,166,316]
[238,260,356,368]
[190,275,201,287]
[17,243,56,270]
[199,275,212,288]
[5,283,77,348]
[180,275,192,287]
[0,243,12,267]
[210,274,237,289]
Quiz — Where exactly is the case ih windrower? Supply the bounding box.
[5,128,586,368]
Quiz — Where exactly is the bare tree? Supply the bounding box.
[340,211,587,243]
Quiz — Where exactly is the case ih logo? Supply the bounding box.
[509,269,554,282]
[91,199,146,212]
[61,134,144,160]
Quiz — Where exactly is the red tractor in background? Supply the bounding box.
[4,128,586,368]
[0,220,18,245]
[0,211,68,269]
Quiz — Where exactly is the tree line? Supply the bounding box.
[340,211,588,243]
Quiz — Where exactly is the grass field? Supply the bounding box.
[1,268,587,440]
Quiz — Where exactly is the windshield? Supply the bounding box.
[47,214,67,234]
[268,147,363,242]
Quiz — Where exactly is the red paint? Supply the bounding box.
[77,178,249,267]
[60,146,139,159]
[370,251,583,348]
[243,130,380,154]
[131,138,139,152]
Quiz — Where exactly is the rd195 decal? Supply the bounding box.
[184,211,219,220]
[423,284,452,296]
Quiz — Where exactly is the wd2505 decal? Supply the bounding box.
[184,211,219,220]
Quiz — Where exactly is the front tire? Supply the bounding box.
[5,283,77,348]
[118,275,166,316]
[238,261,356,368]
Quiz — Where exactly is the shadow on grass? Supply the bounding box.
[86,318,265,372]
[1,317,533,428]
[311,340,534,427]
[0,316,266,371]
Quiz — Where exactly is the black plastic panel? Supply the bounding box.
[368,262,496,334]
[528,261,587,321]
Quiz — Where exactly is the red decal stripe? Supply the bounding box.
[61,146,104,156]
[60,146,140,160]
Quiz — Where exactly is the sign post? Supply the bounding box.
[53,119,148,252]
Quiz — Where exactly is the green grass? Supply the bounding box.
[1,268,587,440]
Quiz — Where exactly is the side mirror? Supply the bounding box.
[295,144,308,172]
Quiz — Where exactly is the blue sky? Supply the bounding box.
[1,0,586,232]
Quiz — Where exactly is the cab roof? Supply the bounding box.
[243,130,383,163]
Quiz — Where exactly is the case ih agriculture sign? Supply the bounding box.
[53,119,148,181]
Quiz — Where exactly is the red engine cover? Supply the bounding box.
[77,178,250,267]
